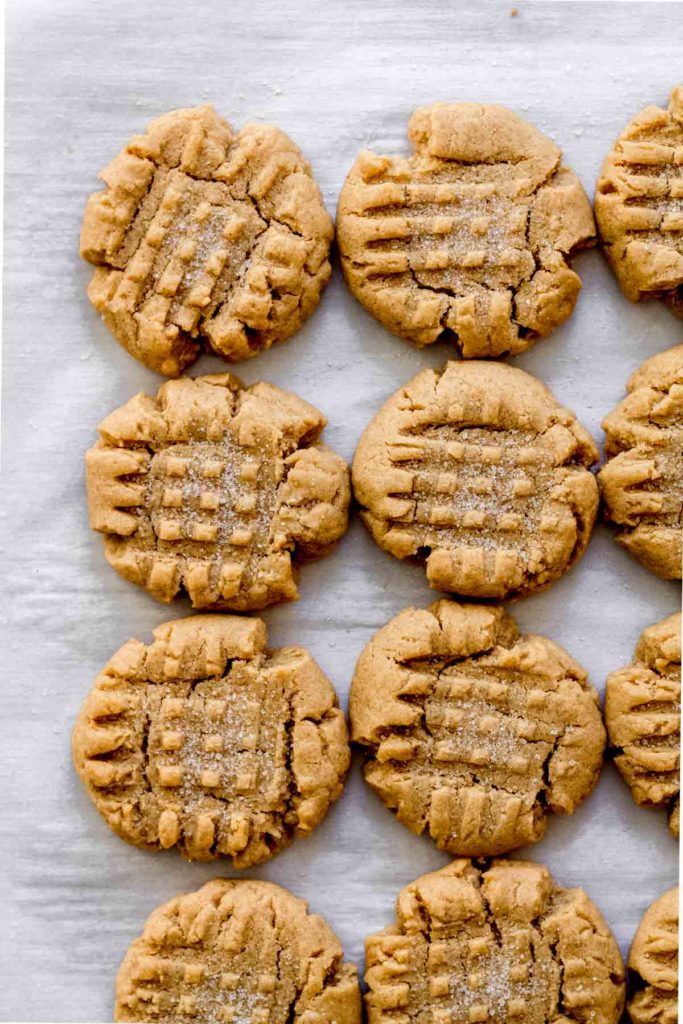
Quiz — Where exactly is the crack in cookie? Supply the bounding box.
[80,106,333,375]
[337,102,595,357]
[85,374,350,610]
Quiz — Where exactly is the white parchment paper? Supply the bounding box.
[2,1,681,1020]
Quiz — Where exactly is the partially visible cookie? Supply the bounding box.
[598,345,683,579]
[596,87,683,318]
[72,614,350,866]
[115,878,361,1023]
[337,102,595,357]
[627,887,679,1024]
[85,373,350,610]
[352,361,599,599]
[81,105,333,375]
[605,612,681,837]
[350,600,604,856]
[364,859,625,1024]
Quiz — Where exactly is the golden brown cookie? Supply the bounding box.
[86,373,350,609]
[627,887,679,1024]
[595,87,683,318]
[115,878,361,1023]
[350,600,605,856]
[80,106,333,375]
[364,859,625,1024]
[72,614,350,865]
[605,612,680,837]
[337,102,595,357]
[598,345,683,579]
[352,361,599,599]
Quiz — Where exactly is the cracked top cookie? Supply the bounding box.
[72,614,350,866]
[350,600,605,857]
[596,86,683,319]
[363,859,625,1024]
[115,877,361,1023]
[605,611,680,838]
[336,102,595,357]
[627,887,679,1024]
[80,106,333,375]
[352,361,599,599]
[85,373,350,610]
[598,344,683,579]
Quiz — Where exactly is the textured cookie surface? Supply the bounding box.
[605,612,680,837]
[72,615,350,865]
[352,361,599,599]
[596,86,683,317]
[350,601,605,856]
[364,859,625,1024]
[115,878,361,1022]
[598,344,683,579]
[627,887,679,1024]
[86,373,350,610]
[81,106,333,375]
[337,102,595,357]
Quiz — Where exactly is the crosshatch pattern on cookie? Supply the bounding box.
[337,102,596,357]
[72,615,350,866]
[115,879,362,1023]
[85,374,350,611]
[80,105,334,375]
[363,860,625,1024]
[627,887,679,1024]
[598,344,683,580]
[605,612,681,838]
[352,362,599,600]
[596,85,683,316]
[350,602,605,857]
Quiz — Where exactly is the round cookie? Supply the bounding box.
[363,859,625,1024]
[80,105,333,375]
[86,373,350,610]
[595,86,683,318]
[352,361,599,599]
[337,102,595,357]
[72,614,350,866]
[115,878,361,1023]
[605,612,680,837]
[350,600,605,856]
[627,887,679,1024]
[598,345,682,579]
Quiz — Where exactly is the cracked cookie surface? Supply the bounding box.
[72,614,350,866]
[364,859,625,1024]
[595,86,683,318]
[351,361,599,599]
[598,344,683,579]
[627,887,679,1024]
[86,373,350,610]
[350,601,605,856]
[605,612,680,837]
[115,877,361,1023]
[336,102,595,357]
[80,105,333,375]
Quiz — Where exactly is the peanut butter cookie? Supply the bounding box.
[605,612,680,837]
[337,102,595,356]
[364,859,625,1024]
[352,361,599,599]
[627,887,679,1024]
[598,345,683,579]
[115,878,361,1023]
[81,106,333,375]
[596,86,683,318]
[72,614,350,865]
[86,373,350,609]
[350,600,604,857]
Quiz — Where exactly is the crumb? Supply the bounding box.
[511,7,518,15]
